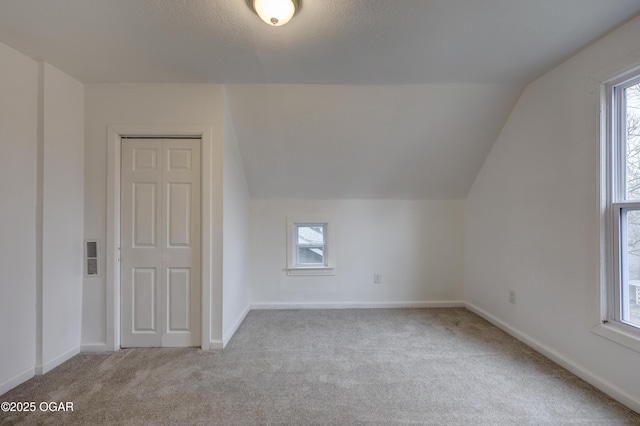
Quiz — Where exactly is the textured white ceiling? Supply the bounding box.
[1,1,638,198]
[0,0,638,84]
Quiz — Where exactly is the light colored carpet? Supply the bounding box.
[2,308,640,425]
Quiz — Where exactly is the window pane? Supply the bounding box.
[625,84,640,200]
[622,209,640,327]
[297,225,324,245]
[298,247,324,265]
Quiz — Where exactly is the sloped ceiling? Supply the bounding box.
[226,84,522,199]
[0,1,638,198]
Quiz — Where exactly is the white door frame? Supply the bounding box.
[106,125,213,351]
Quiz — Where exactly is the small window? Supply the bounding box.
[295,224,326,266]
[287,218,334,276]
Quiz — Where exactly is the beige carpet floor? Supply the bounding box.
[2,308,640,425]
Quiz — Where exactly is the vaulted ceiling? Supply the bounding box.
[1,0,639,198]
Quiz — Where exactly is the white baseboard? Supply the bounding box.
[222,305,250,348]
[251,301,466,310]
[35,345,80,375]
[209,339,224,350]
[465,302,640,414]
[0,366,35,396]
[81,343,108,353]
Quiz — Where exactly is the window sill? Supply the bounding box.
[592,323,640,354]
[286,267,335,276]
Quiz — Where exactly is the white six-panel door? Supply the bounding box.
[120,138,201,347]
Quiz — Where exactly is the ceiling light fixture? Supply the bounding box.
[249,0,300,27]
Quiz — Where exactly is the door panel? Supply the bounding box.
[167,183,191,247]
[121,140,162,347]
[121,138,200,348]
[133,183,157,247]
[133,148,157,170]
[168,148,192,170]
[167,267,190,331]
[132,268,156,331]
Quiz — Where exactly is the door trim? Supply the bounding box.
[107,125,214,351]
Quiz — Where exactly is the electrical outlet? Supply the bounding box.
[509,290,516,304]
[374,273,382,283]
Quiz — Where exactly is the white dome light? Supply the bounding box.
[251,0,299,27]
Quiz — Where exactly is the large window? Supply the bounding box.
[604,68,640,336]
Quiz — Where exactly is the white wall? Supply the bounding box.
[251,199,464,307]
[222,90,251,345]
[0,41,38,394]
[465,15,640,410]
[39,63,85,373]
[0,43,84,394]
[83,83,225,348]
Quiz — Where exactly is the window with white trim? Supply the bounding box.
[603,68,640,338]
[286,218,334,276]
[295,224,326,266]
